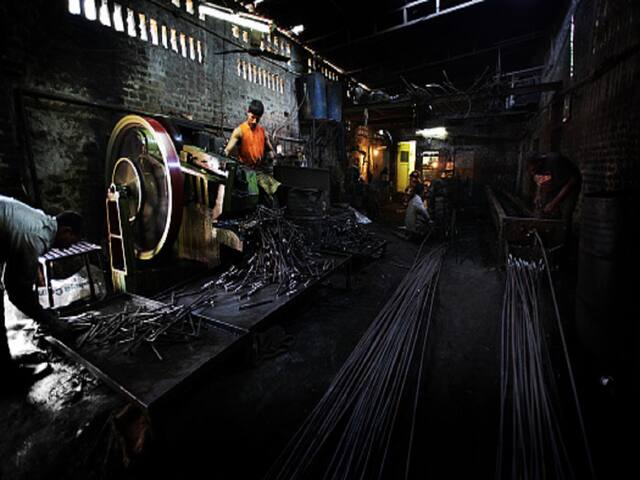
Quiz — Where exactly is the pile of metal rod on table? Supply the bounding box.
[317,216,379,254]
[70,293,214,360]
[496,252,595,479]
[266,245,446,480]
[216,206,333,298]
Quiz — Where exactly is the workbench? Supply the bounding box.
[46,253,352,413]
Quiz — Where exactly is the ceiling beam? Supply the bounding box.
[318,0,485,54]
[348,31,543,75]
[358,31,545,89]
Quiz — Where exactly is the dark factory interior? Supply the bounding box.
[1,0,638,479]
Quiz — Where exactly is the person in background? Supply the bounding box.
[404,183,432,237]
[403,170,422,208]
[527,153,581,221]
[1,195,83,392]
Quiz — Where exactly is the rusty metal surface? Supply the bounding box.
[45,293,244,412]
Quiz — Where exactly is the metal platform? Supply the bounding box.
[46,293,245,412]
[167,253,352,334]
[38,241,103,308]
[45,253,352,412]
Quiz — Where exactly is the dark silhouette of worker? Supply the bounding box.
[526,153,581,221]
[1,195,84,393]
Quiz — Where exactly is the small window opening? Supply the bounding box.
[170,28,178,52]
[569,14,575,79]
[186,0,194,14]
[68,0,81,15]
[189,37,196,60]
[197,40,203,63]
[113,3,125,32]
[84,0,97,20]
[180,33,187,57]
[172,0,181,8]
[99,0,111,26]
[138,14,148,41]
[150,19,159,45]
[126,8,136,37]
[232,25,240,38]
[161,25,168,48]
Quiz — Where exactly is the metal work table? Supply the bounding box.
[167,253,352,334]
[46,293,245,412]
[46,253,352,412]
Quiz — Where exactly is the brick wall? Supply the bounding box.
[0,0,302,239]
[520,0,640,215]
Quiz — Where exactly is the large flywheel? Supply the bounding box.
[106,115,184,261]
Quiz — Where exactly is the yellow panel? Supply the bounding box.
[395,141,416,192]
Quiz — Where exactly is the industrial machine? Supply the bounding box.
[105,115,257,292]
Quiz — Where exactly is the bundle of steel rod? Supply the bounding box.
[265,245,445,480]
[69,293,213,360]
[496,249,595,479]
[216,206,333,298]
[316,217,379,254]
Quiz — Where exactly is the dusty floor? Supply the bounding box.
[1,203,636,479]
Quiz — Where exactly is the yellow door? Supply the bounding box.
[396,141,416,192]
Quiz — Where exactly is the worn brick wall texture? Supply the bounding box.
[0,0,301,239]
[521,0,640,218]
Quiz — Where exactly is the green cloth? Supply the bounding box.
[256,171,281,196]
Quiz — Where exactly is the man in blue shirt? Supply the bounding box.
[1,195,83,392]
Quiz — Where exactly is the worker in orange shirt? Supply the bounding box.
[224,99,281,206]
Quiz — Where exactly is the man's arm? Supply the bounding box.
[264,131,275,160]
[544,173,579,214]
[416,200,432,221]
[223,126,243,157]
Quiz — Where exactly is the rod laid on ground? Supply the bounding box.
[266,244,445,480]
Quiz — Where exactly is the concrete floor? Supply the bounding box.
[0,204,635,479]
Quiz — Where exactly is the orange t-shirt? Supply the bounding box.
[238,122,266,167]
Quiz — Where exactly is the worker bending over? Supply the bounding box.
[1,195,83,391]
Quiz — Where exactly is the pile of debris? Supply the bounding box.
[69,294,213,360]
[316,215,380,255]
[216,206,333,298]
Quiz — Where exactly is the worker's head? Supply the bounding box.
[54,211,84,249]
[247,99,265,130]
[409,170,421,186]
[526,155,544,176]
[414,182,425,197]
